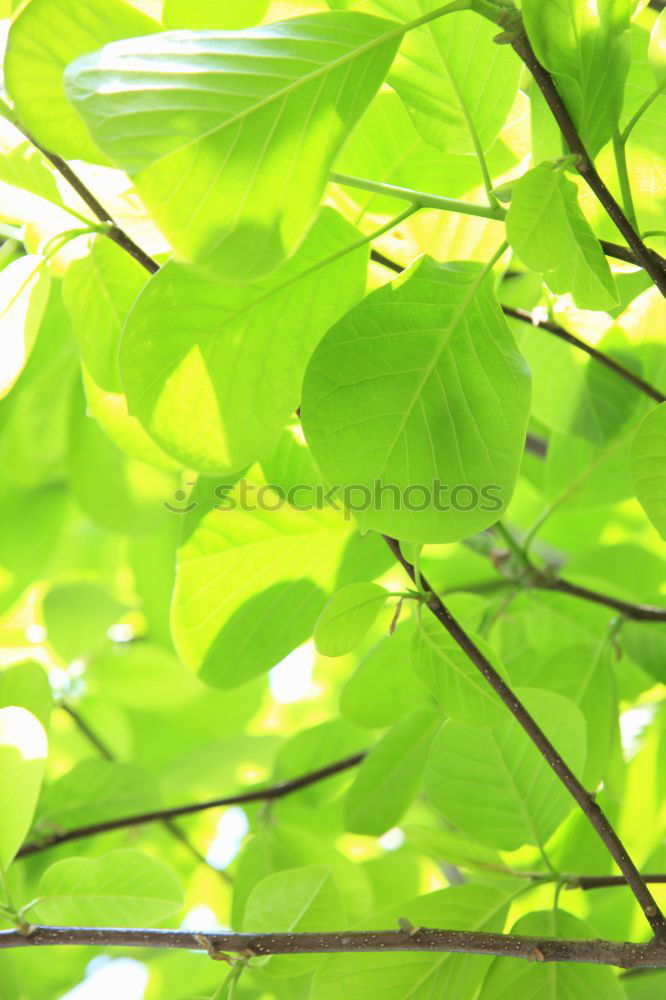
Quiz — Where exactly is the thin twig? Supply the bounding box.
[542,577,666,622]
[1,925,665,967]
[383,535,666,941]
[18,750,366,858]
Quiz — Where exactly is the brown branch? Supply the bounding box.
[1,925,666,967]
[18,750,365,858]
[383,535,666,941]
[572,875,666,891]
[370,252,666,405]
[541,576,666,622]
[12,121,158,275]
[508,25,666,297]
[501,306,666,404]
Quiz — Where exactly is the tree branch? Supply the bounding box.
[572,875,666,891]
[383,535,666,941]
[540,576,666,622]
[507,24,666,297]
[18,751,366,858]
[1,924,665,968]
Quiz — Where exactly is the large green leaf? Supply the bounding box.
[0,662,52,730]
[42,581,125,663]
[425,688,587,850]
[411,614,506,728]
[344,707,440,835]
[5,0,159,164]
[331,1,520,155]
[120,208,367,474]
[621,621,666,685]
[244,865,345,976]
[0,255,51,402]
[479,909,624,999]
[314,582,388,656]
[63,237,149,393]
[0,707,48,870]
[31,849,183,926]
[630,402,666,539]
[506,164,618,311]
[522,0,634,157]
[65,12,401,277]
[302,256,531,542]
[163,0,269,29]
[172,492,351,684]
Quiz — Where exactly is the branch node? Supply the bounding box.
[194,935,233,963]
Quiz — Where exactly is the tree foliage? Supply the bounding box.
[0,0,665,997]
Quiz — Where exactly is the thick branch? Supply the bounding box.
[508,27,666,297]
[383,535,666,941]
[19,751,365,858]
[1,925,666,968]
[573,875,666,891]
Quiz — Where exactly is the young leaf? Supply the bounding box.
[5,0,159,164]
[31,849,183,926]
[649,10,666,87]
[479,909,624,999]
[63,238,149,393]
[314,582,388,656]
[522,0,634,156]
[411,614,506,728]
[0,706,48,870]
[425,688,586,850]
[506,164,618,311]
[630,402,666,539]
[244,865,345,976]
[344,707,440,835]
[64,12,401,278]
[0,256,51,401]
[302,256,531,542]
[120,209,367,474]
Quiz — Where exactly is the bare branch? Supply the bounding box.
[1,925,665,968]
[18,750,365,858]
[383,535,666,940]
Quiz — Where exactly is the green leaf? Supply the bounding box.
[344,707,440,835]
[64,12,401,278]
[341,620,427,729]
[649,10,666,87]
[68,380,177,535]
[506,164,618,311]
[425,688,587,850]
[5,0,160,164]
[244,865,345,976]
[411,614,506,728]
[35,759,161,833]
[163,0,268,29]
[120,208,367,474]
[0,662,52,730]
[622,622,666,685]
[479,909,624,999]
[332,1,520,156]
[0,255,51,401]
[0,142,64,209]
[630,402,666,539]
[42,581,125,663]
[172,493,351,684]
[302,256,531,542]
[273,719,367,805]
[87,642,202,711]
[31,849,183,926]
[0,707,48,870]
[522,0,634,156]
[63,237,149,392]
[314,582,389,656]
